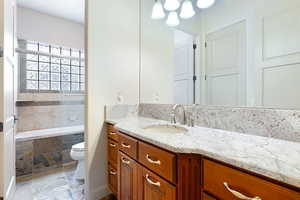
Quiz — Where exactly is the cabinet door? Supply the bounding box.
[202,192,217,200]
[138,166,176,200]
[108,164,118,196]
[118,151,138,200]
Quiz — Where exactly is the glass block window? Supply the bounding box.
[19,40,85,92]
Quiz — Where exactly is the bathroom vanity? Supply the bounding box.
[106,119,300,200]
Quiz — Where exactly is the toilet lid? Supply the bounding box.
[72,142,85,151]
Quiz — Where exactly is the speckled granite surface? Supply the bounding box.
[107,116,300,188]
[139,104,300,143]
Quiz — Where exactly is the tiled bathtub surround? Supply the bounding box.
[16,132,84,178]
[16,93,85,132]
[139,104,300,143]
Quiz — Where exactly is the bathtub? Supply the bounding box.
[15,126,84,179]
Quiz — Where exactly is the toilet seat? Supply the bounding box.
[71,142,85,152]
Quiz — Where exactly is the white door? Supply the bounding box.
[205,21,246,106]
[173,30,194,104]
[0,0,17,199]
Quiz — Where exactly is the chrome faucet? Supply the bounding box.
[170,104,186,125]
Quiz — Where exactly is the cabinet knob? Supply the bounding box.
[145,174,161,187]
[223,182,262,200]
[146,154,161,165]
[109,132,117,135]
[121,143,131,148]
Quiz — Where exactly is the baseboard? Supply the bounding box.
[5,177,15,200]
[90,184,109,200]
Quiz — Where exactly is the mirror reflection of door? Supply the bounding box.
[205,21,246,106]
[173,30,195,104]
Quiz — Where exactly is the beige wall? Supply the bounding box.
[86,0,140,199]
[17,6,84,49]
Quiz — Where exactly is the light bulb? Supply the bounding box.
[197,0,215,8]
[151,0,165,19]
[180,0,195,19]
[166,11,180,27]
[164,0,180,11]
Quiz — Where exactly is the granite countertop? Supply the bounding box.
[106,117,300,188]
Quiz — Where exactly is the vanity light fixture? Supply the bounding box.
[151,0,166,19]
[166,11,180,26]
[180,0,195,19]
[164,0,180,11]
[197,0,215,8]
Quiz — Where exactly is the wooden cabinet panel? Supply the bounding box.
[202,192,217,200]
[138,165,176,200]
[138,141,176,183]
[118,152,138,200]
[118,132,138,160]
[108,139,118,166]
[203,159,300,200]
[108,164,118,195]
[107,123,119,142]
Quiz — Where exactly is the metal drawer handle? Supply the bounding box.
[146,154,161,165]
[224,182,262,200]
[109,143,116,147]
[121,143,131,148]
[121,157,130,165]
[145,174,160,187]
[110,170,117,175]
[109,132,116,135]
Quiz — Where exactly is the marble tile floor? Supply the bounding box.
[13,168,85,200]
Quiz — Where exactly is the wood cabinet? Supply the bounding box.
[106,123,300,200]
[138,141,176,184]
[202,193,217,200]
[108,164,118,195]
[119,132,138,160]
[203,159,300,200]
[108,139,118,166]
[118,152,138,200]
[138,165,176,200]
[107,123,119,196]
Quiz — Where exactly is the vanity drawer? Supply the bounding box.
[138,141,176,183]
[108,164,118,195]
[203,159,300,200]
[107,123,118,142]
[108,139,118,166]
[118,132,138,160]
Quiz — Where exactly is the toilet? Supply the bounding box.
[70,142,85,180]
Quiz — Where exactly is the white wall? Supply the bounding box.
[86,0,140,199]
[140,0,174,104]
[17,6,84,49]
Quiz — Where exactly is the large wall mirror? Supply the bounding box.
[140,0,300,109]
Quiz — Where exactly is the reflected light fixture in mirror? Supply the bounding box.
[180,0,195,19]
[197,0,215,8]
[166,11,180,26]
[164,0,180,11]
[152,0,166,19]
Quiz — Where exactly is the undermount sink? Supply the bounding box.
[142,124,188,134]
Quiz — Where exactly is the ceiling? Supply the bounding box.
[17,0,85,24]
